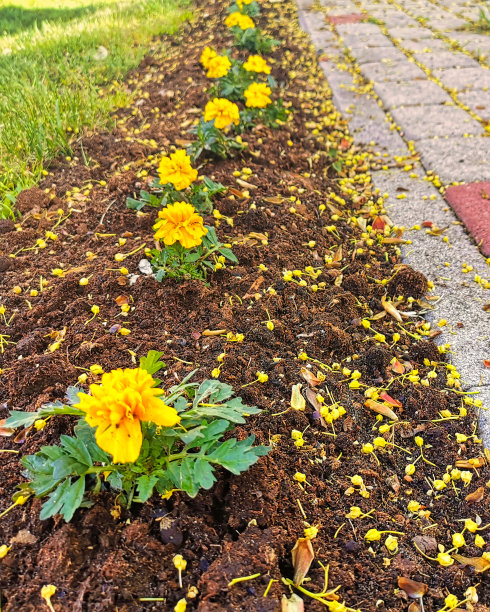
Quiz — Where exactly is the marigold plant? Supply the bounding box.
[225,11,255,29]
[150,203,237,281]
[7,353,269,521]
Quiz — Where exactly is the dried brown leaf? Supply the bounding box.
[291,384,305,411]
[452,554,490,573]
[456,457,485,469]
[397,576,428,598]
[379,392,402,408]
[382,295,403,322]
[465,487,484,504]
[202,329,226,336]
[300,368,322,387]
[0,418,14,437]
[236,178,257,190]
[281,594,304,612]
[291,537,314,585]
[364,399,398,421]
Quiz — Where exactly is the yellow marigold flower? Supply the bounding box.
[237,0,253,7]
[75,367,180,464]
[206,55,231,79]
[200,46,217,69]
[204,98,240,129]
[225,12,255,29]
[158,149,197,191]
[154,202,207,249]
[244,82,272,108]
[243,55,271,74]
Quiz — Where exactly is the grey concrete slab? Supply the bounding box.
[433,66,490,91]
[336,23,384,36]
[458,89,490,121]
[387,26,434,39]
[413,50,479,70]
[350,45,408,65]
[360,59,427,82]
[467,387,490,442]
[341,34,394,49]
[399,38,450,53]
[390,104,484,139]
[416,136,490,183]
[373,79,452,108]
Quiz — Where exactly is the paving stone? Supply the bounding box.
[458,89,490,121]
[349,45,407,64]
[360,59,427,82]
[335,22,383,35]
[413,50,479,70]
[433,66,490,91]
[387,26,433,39]
[399,38,449,53]
[390,104,483,139]
[373,79,451,107]
[341,34,394,49]
[416,136,490,183]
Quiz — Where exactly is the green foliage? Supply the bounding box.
[126,176,226,214]
[187,120,245,162]
[209,62,255,101]
[150,226,238,281]
[12,353,269,521]
[231,26,279,53]
[227,0,260,17]
[241,96,289,129]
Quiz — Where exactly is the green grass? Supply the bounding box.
[0,0,192,218]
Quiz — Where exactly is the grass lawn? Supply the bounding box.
[0,0,192,217]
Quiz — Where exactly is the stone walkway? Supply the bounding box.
[296,0,490,442]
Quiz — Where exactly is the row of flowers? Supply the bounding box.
[126,0,286,282]
[4,0,281,530]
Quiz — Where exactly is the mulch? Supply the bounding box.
[0,0,488,610]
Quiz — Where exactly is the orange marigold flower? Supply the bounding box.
[243,55,271,74]
[244,82,272,108]
[154,201,207,249]
[75,367,180,463]
[158,149,197,191]
[200,46,217,69]
[206,55,232,79]
[204,98,240,129]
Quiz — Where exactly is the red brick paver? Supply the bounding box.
[446,182,490,257]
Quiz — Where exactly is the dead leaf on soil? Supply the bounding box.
[390,358,405,374]
[452,554,490,573]
[202,329,226,336]
[263,196,284,205]
[291,384,305,411]
[455,457,485,469]
[281,593,304,611]
[0,418,14,437]
[397,576,428,599]
[382,295,403,322]
[300,368,322,387]
[291,537,314,585]
[242,275,264,299]
[378,392,402,408]
[115,295,129,306]
[484,360,490,368]
[236,178,257,190]
[364,399,398,421]
[465,487,484,504]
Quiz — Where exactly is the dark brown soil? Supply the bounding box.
[0,1,488,611]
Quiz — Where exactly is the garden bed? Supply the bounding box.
[0,0,488,610]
